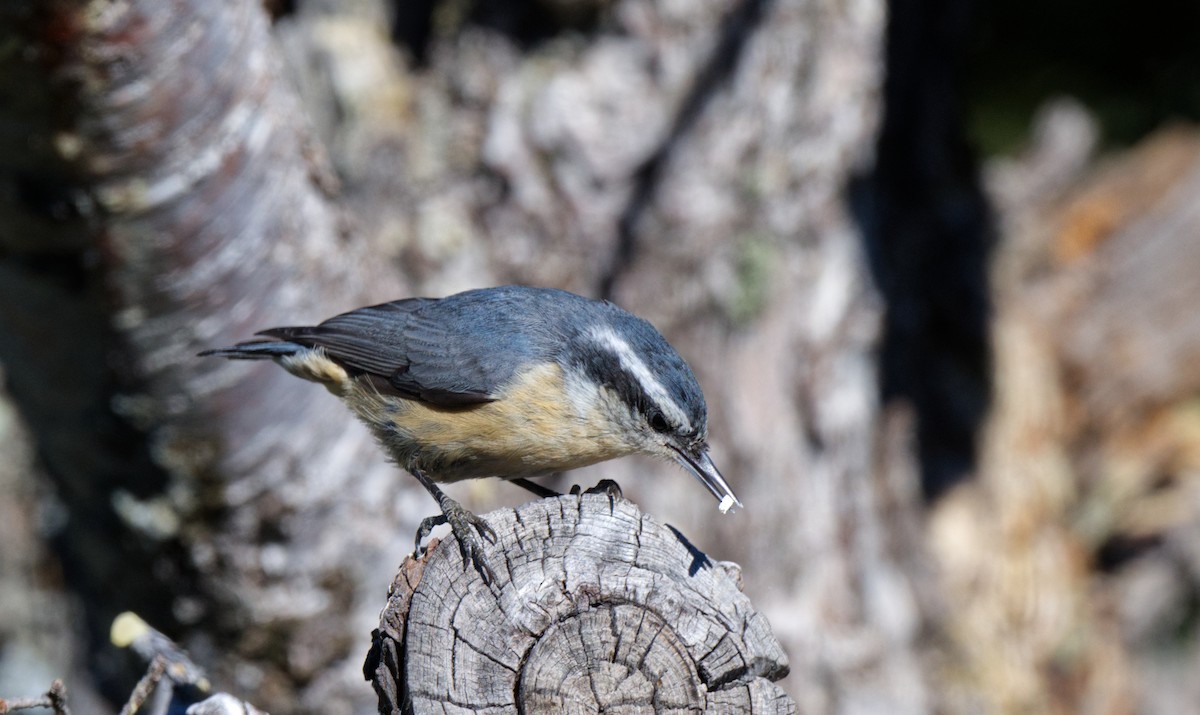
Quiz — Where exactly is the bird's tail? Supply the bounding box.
[198,341,301,360]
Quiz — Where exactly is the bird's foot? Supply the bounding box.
[409,467,498,584]
[570,479,624,512]
[414,500,497,585]
[414,514,445,555]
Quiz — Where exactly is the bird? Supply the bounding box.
[200,285,740,583]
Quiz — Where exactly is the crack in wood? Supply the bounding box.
[370,495,794,713]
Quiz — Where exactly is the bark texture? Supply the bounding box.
[0,0,406,708]
[366,494,795,714]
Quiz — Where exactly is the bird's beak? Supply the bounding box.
[670,446,742,514]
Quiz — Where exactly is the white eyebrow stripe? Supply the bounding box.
[587,325,692,432]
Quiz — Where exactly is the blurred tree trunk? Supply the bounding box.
[0,0,403,709]
[0,0,940,712]
[933,105,1200,715]
[278,0,925,709]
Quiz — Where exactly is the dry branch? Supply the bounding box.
[366,493,795,714]
[111,611,266,715]
[0,680,71,715]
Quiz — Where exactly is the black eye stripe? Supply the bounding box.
[577,346,657,411]
[568,332,703,437]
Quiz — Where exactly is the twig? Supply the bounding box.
[112,612,214,715]
[109,612,266,714]
[118,656,168,715]
[0,679,72,715]
[111,612,210,690]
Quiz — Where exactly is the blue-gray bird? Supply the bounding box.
[200,285,739,582]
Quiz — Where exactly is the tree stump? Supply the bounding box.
[366,493,795,714]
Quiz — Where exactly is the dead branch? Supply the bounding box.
[0,679,71,715]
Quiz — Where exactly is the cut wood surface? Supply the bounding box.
[366,493,796,714]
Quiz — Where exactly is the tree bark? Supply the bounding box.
[366,494,795,714]
[0,0,403,707]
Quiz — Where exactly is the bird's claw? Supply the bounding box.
[569,479,623,512]
[414,514,446,555]
[414,503,497,585]
[585,479,623,500]
[455,531,497,586]
[460,507,497,545]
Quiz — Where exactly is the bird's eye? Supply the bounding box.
[648,411,671,434]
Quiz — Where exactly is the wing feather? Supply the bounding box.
[258,293,540,407]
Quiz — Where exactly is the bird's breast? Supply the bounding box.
[344,362,635,481]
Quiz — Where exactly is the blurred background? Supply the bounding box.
[2,0,1199,712]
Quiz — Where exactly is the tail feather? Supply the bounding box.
[198,340,302,360]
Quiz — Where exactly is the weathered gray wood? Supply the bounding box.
[367,493,795,714]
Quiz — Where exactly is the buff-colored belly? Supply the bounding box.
[282,351,633,481]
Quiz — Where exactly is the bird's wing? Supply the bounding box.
[257,295,528,407]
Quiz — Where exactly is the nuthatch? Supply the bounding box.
[201,285,739,582]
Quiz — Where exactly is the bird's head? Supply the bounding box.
[562,314,741,513]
